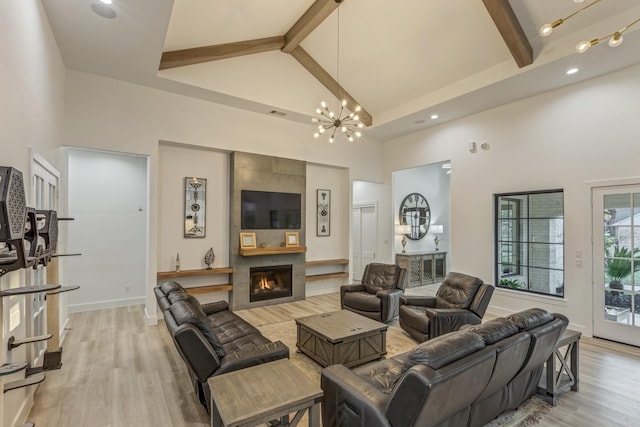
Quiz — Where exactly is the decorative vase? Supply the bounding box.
[204,248,215,269]
[175,253,181,272]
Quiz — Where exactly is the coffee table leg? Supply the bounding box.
[309,402,320,427]
[211,405,223,427]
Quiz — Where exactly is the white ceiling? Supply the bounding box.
[42,0,640,140]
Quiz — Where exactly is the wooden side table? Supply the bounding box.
[537,329,581,405]
[208,359,323,427]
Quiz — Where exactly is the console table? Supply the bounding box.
[396,251,447,287]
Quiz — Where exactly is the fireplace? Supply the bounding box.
[250,265,293,302]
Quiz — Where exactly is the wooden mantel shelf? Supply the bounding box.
[240,246,307,256]
[157,267,233,280]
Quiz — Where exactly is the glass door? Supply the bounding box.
[592,186,640,346]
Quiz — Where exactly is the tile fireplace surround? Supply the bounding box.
[229,152,307,310]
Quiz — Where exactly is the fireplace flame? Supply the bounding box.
[259,276,274,290]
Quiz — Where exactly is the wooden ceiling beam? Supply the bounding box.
[291,46,372,126]
[159,36,285,70]
[282,0,341,54]
[483,0,533,68]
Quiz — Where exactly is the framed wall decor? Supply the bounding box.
[184,177,206,238]
[285,231,299,247]
[240,232,257,249]
[317,189,331,236]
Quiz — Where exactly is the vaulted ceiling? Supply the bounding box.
[42,0,640,140]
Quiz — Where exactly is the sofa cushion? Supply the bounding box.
[462,318,519,345]
[405,331,485,370]
[170,300,226,358]
[507,308,554,331]
[363,263,401,293]
[160,281,186,295]
[435,272,483,309]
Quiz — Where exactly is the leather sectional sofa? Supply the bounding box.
[321,308,568,427]
[154,281,289,410]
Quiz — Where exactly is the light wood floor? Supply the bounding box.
[27,291,640,427]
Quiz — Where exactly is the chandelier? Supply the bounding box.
[312,100,363,143]
[539,0,640,54]
[312,0,364,143]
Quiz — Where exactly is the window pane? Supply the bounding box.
[495,190,563,297]
[529,192,563,218]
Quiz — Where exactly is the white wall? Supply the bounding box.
[0,0,66,425]
[65,148,148,311]
[157,143,230,304]
[392,162,451,256]
[382,63,640,336]
[305,164,350,295]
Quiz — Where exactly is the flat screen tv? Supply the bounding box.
[241,190,301,229]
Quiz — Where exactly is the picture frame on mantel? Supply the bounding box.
[317,189,331,236]
[240,232,257,249]
[285,231,299,247]
[184,177,206,238]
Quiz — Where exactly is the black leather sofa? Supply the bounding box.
[321,308,568,427]
[154,281,289,410]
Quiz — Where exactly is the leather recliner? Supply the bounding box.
[340,263,408,323]
[399,271,494,342]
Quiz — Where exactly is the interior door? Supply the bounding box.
[30,156,59,364]
[352,204,378,281]
[592,185,640,346]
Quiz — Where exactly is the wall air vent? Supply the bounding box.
[269,110,287,117]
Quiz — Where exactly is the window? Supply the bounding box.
[495,190,564,297]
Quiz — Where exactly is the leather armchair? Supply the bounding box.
[399,271,494,342]
[341,263,408,323]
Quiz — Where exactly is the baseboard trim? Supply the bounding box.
[145,306,158,325]
[68,296,145,313]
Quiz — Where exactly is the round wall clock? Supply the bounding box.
[399,192,431,240]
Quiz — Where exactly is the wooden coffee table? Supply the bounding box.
[296,310,388,368]
[208,359,323,427]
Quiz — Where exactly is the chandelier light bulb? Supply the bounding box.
[576,39,596,53]
[355,131,362,137]
[329,137,334,143]
[348,136,354,142]
[329,111,335,118]
[574,0,584,3]
[355,105,361,112]
[321,101,327,108]
[341,126,347,132]
[358,123,364,128]
[609,32,623,47]
[315,108,321,114]
[314,132,320,138]
[341,99,347,106]
[353,115,359,121]
[540,24,554,37]
[319,128,325,134]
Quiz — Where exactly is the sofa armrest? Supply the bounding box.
[377,288,404,323]
[172,323,220,383]
[400,295,436,307]
[341,284,366,309]
[201,300,229,315]
[321,365,392,427]
[216,341,289,376]
[341,283,366,293]
[425,308,481,338]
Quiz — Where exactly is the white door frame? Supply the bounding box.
[352,202,378,280]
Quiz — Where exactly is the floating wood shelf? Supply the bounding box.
[306,272,350,282]
[240,246,307,256]
[4,373,45,393]
[157,267,233,280]
[305,258,349,282]
[0,362,28,376]
[0,284,61,297]
[305,258,349,267]
[185,284,233,295]
[8,334,53,350]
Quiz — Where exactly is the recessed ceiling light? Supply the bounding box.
[100,0,113,4]
[430,114,439,120]
[566,68,579,75]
